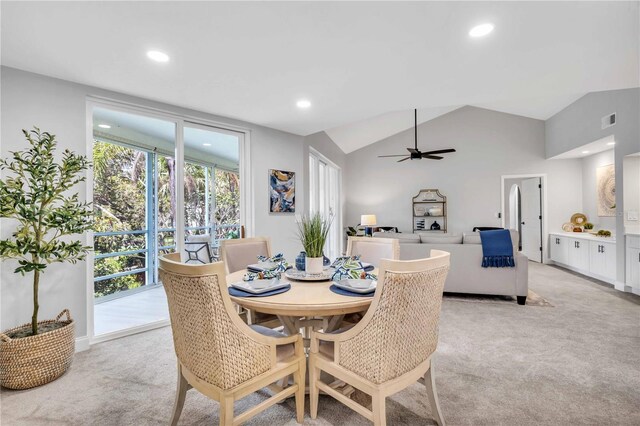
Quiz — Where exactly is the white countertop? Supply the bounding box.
[549,231,616,243]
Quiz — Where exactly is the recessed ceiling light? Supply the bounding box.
[296,99,311,109]
[98,124,111,129]
[147,50,170,63]
[469,23,495,38]
[202,143,212,147]
[582,150,590,154]
[607,142,616,146]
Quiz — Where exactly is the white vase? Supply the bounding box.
[305,257,324,274]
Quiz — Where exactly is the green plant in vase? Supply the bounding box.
[296,212,333,273]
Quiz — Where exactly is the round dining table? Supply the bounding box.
[226,269,374,336]
[227,269,374,395]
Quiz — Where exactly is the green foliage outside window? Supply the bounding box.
[92,140,240,298]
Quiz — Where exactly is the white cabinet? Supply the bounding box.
[549,232,617,284]
[589,241,616,281]
[568,238,589,271]
[550,235,569,264]
[627,235,640,289]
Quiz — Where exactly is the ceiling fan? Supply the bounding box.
[378,109,456,162]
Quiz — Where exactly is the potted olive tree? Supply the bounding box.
[0,128,92,389]
[296,212,332,274]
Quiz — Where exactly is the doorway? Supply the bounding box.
[502,174,546,263]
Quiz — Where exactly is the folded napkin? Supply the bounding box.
[243,270,282,281]
[331,258,377,281]
[331,255,361,269]
[253,253,290,272]
[257,253,285,263]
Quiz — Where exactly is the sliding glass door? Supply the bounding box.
[91,106,242,338]
[182,123,241,250]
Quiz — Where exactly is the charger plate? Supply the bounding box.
[284,269,334,281]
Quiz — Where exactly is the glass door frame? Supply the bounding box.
[309,147,343,259]
[86,96,252,344]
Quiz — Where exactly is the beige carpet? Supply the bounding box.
[1,262,639,425]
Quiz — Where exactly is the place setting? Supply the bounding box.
[329,257,378,297]
[229,253,293,297]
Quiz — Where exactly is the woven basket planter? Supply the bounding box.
[0,309,75,390]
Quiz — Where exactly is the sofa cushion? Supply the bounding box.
[462,232,482,245]
[420,234,463,244]
[372,232,420,244]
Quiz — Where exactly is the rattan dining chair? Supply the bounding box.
[159,253,306,426]
[219,236,271,274]
[309,250,451,426]
[346,236,400,267]
[219,236,279,326]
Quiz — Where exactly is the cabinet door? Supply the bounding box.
[601,242,617,280]
[550,236,568,264]
[589,241,606,276]
[568,238,589,271]
[627,248,640,288]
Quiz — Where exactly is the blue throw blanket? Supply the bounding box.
[479,229,515,268]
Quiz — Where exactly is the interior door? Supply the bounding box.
[520,177,542,262]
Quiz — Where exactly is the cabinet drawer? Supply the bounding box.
[627,235,640,249]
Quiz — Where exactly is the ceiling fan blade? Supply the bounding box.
[422,155,443,160]
[407,148,420,154]
[422,148,456,155]
[397,157,411,162]
[378,154,410,157]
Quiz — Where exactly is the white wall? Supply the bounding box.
[1,67,305,340]
[581,149,617,231]
[345,107,583,246]
[546,88,640,283]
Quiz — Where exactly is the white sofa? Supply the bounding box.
[372,230,529,304]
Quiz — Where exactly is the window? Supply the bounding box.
[309,149,342,259]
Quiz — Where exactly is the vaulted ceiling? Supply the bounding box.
[2,1,638,153]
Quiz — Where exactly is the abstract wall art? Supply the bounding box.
[269,169,295,213]
[596,164,616,217]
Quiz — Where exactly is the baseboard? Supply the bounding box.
[75,336,90,352]
[90,319,170,345]
[552,262,617,285]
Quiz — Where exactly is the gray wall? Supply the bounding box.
[0,67,306,340]
[546,88,640,283]
[345,106,583,244]
[581,149,617,231]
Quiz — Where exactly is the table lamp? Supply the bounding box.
[361,214,377,237]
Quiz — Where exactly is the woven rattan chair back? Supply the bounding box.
[219,237,272,274]
[346,236,400,267]
[338,251,449,384]
[159,253,271,390]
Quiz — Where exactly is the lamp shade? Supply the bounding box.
[361,214,377,226]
